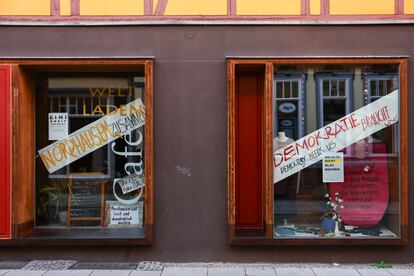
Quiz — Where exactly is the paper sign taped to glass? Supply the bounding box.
[118,173,145,194]
[39,98,145,174]
[274,90,399,183]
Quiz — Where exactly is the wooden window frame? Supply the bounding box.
[0,59,154,246]
[227,58,408,246]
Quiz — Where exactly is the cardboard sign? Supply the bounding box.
[48,113,68,141]
[39,98,145,173]
[329,143,389,227]
[104,201,143,227]
[323,153,344,183]
[274,90,399,183]
[117,173,145,194]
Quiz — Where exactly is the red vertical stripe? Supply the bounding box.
[395,0,404,15]
[0,65,11,239]
[235,72,264,229]
[301,0,310,15]
[144,0,153,15]
[51,0,60,16]
[321,0,330,16]
[71,0,80,16]
[228,0,237,16]
[154,0,169,16]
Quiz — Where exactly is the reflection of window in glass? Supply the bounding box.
[365,74,398,102]
[274,75,305,141]
[317,75,352,127]
[364,74,399,155]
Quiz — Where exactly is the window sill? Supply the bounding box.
[0,226,153,246]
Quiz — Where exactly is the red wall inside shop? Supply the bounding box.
[235,71,263,229]
[0,65,10,239]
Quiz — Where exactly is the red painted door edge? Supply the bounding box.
[235,71,264,229]
[0,65,11,239]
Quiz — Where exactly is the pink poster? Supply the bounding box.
[329,143,389,228]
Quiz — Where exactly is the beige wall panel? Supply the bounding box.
[81,0,144,16]
[405,0,414,14]
[330,0,394,15]
[0,0,50,16]
[164,0,227,16]
[310,0,321,15]
[60,0,71,16]
[237,0,301,15]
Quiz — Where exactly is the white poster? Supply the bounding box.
[48,113,68,141]
[274,90,399,183]
[322,153,344,183]
[39,98,145,173]
[105,201,143,226]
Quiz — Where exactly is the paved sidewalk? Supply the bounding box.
[0,262,413,276]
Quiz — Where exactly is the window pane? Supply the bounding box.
[284,82,291,98]
[323,80,329,97]
[323,99,346,126]
[331,80,338,96]
[36,74,146,237]
[338,80,345,96]
[371,80,377,97]
[386,79,394,94]
[292,81,298,98]
[276,82,283,98]
[378,80,385,96]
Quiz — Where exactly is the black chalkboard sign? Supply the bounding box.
[67,173,105,226]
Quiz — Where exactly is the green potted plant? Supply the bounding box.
[38,179,74,225]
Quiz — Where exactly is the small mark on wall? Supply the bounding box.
[176,165,192,177]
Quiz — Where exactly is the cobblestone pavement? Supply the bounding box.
[0,261,413,275]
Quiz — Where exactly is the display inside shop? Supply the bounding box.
[273,64,400,239]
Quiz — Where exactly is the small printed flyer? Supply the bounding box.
[48,113,68,141]
[323,152,344,183]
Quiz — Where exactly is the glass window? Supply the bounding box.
[35,72,147,238]
[273,64,401,240]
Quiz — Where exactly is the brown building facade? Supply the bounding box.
[0,24,412,262]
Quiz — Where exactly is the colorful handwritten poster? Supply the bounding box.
[39,98,145,173]
[274,90,399,183]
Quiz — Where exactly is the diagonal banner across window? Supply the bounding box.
[274,90,399,183]
[39,98,145,174]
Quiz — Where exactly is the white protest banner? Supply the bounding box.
[274,90,399,183]
[39,98,145,173]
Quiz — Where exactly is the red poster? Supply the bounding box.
[329,143,389,228]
